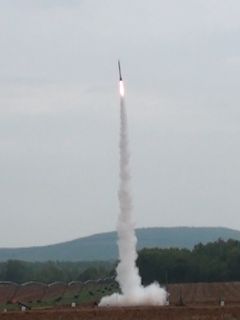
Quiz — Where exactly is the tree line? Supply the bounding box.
[1,239,240,284]
[0,260,113,283]
[137,239,240,284]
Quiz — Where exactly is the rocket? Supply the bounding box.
[118,60,125,97]
[118,60,123,81]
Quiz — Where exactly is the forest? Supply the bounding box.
[137,239,240,284]
[0,260,113,283]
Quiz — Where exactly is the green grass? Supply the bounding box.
[0,282,120,311]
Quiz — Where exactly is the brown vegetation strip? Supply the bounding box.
[0,306,240,320]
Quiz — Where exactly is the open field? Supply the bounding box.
[1,281,240,309]
[1,281,240,319]
[0,279,119,311]
[1,305,240,320]
[167,282,240,305]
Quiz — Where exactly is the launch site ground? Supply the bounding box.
[1,282,240,319]
[1,305,240,320]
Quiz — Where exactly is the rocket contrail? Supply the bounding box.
[99,62,167,307]
[116,85,142,296]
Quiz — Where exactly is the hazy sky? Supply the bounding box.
[1,0,240,247]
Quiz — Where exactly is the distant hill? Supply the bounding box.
[0,227,240,262]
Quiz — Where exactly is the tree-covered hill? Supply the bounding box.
[0,227,240,261]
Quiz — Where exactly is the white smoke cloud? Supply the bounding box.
[100,282,167,307]
[99,89,168,307]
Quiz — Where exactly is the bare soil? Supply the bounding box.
[1,305,240,320]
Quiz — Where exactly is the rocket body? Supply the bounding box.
[118,60,123,81]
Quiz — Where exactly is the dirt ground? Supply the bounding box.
[1,305,240,320]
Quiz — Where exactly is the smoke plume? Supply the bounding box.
[99,82,167,307]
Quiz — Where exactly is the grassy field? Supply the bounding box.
[0,281,119,311]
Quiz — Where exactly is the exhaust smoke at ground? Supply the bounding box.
[99,81,167,306]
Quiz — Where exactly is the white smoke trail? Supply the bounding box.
[99,82,167,307]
